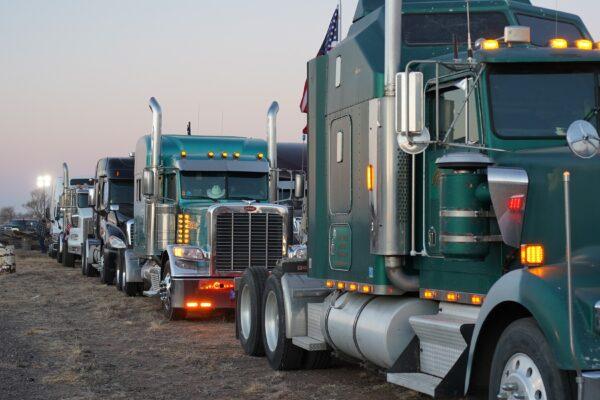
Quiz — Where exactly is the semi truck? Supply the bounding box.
[65,185,94,267]
[237,1,600,399]
[82,157,134,285]
[123,98,292,320]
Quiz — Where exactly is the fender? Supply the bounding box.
[281,273,331,339]
[465,263,600,394]
[104,222,126,244]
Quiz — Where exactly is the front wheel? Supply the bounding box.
[490,317,572,400]
[99,249,116,285]
[162,261,186,321]
[262,273,305,371]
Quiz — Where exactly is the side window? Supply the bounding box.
[164,174,177,201]
[329,116,352,214]
[136,178,141,202]
[433,79,480,143]
[102,179,109,207]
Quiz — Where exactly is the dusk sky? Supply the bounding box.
[1,0,599,210]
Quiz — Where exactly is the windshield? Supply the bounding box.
[180,171,268,201]
[77,192,89,208]
[489,65,598,138]
[109,180,133,205]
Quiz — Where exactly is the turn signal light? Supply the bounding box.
[575,39,594,50]
[481,39,500,50]
[366,164,374,191]
[549,38,568,49]
[186,301,199,309]
[177,214,191,244]
[200,302,213,309]
[521,244,544,266]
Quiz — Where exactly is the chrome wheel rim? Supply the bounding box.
[162,273,172,312]
[264,290,279,353]
[239,285,252,340]
[498,353,547,400]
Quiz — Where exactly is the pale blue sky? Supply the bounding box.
[0,0,598,209]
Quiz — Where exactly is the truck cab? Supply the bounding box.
[124,98,291,321]
[64,185,94,267]
[83,157,134,284]
[238,1,600,399]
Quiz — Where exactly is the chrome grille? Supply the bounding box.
[215,213,284,271]
[126,221,135,246]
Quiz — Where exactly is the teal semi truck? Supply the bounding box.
[237,1,600,399]
[123,98,291,320]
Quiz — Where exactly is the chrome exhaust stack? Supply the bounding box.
[149,97,162,199]
[377,0,418,292]
[267,101,279,203]
[62,162,69,190]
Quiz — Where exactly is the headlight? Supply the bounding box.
[108,235,127,249]
[172,246,206,261]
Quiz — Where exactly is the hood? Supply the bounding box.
[495,146,600,265]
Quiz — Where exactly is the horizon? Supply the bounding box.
[1,0,598,211]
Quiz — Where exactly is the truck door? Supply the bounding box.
[424,77,482,256]
[328,116,352,271]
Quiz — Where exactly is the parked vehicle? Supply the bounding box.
[124,98,294,321]
[65,187,94,267]
[83,157,134,284]
[237,1,600,399]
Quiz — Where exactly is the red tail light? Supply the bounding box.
[507,194,525,212]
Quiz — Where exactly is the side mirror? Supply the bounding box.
[395,71,428,154]
[109,204,120,212]
[142,169,154,197]
[294,174,305,199]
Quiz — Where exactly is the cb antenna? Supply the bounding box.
[466,0,473,61]
[187,121,191,135]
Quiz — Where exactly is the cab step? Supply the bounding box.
[387,303,479,398]
[292,303,328,351]
[142,266,162,298]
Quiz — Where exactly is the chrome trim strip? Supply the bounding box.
[439,210,495,218]
[441,235,503,243]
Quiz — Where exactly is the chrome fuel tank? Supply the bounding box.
[323,292,437,368]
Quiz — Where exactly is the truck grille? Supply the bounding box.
[215,213,284,271]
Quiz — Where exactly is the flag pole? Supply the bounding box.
[338,0,343,41]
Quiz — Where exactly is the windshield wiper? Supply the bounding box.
[583,107,600,122]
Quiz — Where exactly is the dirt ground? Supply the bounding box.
[0,251,427,400]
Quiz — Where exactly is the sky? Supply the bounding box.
[1,0,599,210]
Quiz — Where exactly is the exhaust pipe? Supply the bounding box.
[267,101,279,203]
[62,163,69,189]
[381,0,419,292]
[149,97,162,199]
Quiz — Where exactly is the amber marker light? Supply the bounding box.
[221,152,228,159]
[423,290,437,300]
[549,38,568,49]
[481,39,500,50]
[361,285,372,294]
[337,282,346,290]
[257,153,264,160]
[471,295,484,305]
[200,302,213,309]
[348,283,358,292]
[186,301,199,309]
[576,39,594,50]
[180,150,187,158]
[207,151,215,159]
[233,152,241,159]
[366,164,375,191]
[446,292,459,302]
[521,244,545,266]
[325,280,335,288]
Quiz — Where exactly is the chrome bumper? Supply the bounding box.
[170,278,236,309]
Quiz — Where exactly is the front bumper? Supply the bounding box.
[170,278,236,310]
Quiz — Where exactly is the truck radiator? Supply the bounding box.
[214,213,283,271]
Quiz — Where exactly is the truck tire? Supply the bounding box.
[115,251,124,292]
[162,261,186,320]
[489,317,571,400]
[56,242,63,264]
[81,243,96,277]
[63,245,75,268]
[99,249,116,285]
[237,266,269,357]
[61,239,70,267]
[118,251,141,297]
[262,273,304,370]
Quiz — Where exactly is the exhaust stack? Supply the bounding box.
[267,101,279,203]
[149,97,162,199]
[62,163,69,189]
[384,0,402,96]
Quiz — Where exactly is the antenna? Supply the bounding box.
[187,121,191,135]
[555,0,559,37]
[466,0,473,61]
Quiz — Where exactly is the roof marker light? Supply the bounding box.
[233,152,241,159]
[576,39,594,50]
[257,153,264,160]
[181,150,187,158]
[481,39,500,50]
[549,38,568,49]
[207,151,215,159]
[221,152,228,159]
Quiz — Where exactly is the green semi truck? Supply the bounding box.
[124,98,294,320]
[236,1,600,399]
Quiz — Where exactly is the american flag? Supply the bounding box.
[300,6,340,131]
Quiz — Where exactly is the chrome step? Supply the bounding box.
[143,267,162,298]
[409,303,479,378]
[387,372,442,397]
[293,336,328,351]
